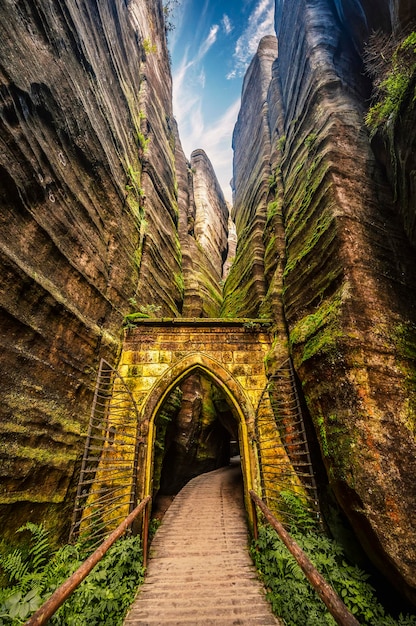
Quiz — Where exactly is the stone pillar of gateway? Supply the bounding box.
[82,318,310,534]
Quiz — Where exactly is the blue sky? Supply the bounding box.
[169,0,275,202]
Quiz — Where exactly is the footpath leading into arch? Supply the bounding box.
[124,462,282,625]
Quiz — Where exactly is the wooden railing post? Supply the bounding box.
[25,496,151,626]
[252,498,259,542]
[249,491,360,626]
[142,497,150,569]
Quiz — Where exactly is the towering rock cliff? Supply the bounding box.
[175,140,229,318]
[227,0,416,605]
[0,0,180,539]
[222,36,277,320]
[0,0,227,540]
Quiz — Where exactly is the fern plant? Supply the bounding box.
[0,525,145,625]
[251,517,416,625]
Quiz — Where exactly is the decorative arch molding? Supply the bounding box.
[141,351,256,426]
[140,352,257,522]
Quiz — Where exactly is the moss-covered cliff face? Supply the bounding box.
[221,36,277,321]
[0,0,227,540]
[227,0,416,605]
[0,0,178,539]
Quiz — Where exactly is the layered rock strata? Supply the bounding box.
[175,140,229,318]
[228,0,416,604]
[222,36,278,320]
[0,0,180,539]
[0,0,231,539]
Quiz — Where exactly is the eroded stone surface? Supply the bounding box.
[228,0,416,605]
[222,36,277,319]
[176,141,229,318]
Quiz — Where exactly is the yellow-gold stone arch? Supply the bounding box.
[93,318,301,529]
[140,351,257,523]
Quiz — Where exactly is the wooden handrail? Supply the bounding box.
[249,490,360,626]
[25,496,151,626]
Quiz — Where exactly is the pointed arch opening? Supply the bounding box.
[140,353,257,526]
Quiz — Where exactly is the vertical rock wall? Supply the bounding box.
[228,0,416,605]
[222,36,277,319]
[0,0,181,539]
[175,133,229,317]
[0,0,231,540]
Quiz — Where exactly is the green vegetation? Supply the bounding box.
[266,200,279,225]
[0,523,145,625]
[124,303,162,326]
[142,38,157,55]
[163,0,180,34]
[304,132,318,150]
[136,130,150,153]
[124,162,146,228]
[221,225,261,318]
[251,500,416,626]
[268,171,278,193]
[289,285,346,363]
[277,135,286,152]
[392,322,416,432]
[174,271,185,300]
[365,31,416,133]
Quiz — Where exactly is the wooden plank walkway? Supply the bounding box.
[124,461,281,625]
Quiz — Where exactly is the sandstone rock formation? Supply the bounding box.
[222,36,278,320]
[2,0,416,610]
[0,0,231,540]
[227,0,416,605]
[176,142,229,318]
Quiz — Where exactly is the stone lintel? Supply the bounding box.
[125,317,273,329]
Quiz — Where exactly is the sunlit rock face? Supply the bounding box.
[0,0,182,538]
[175,136,229,317]
[222,35,278,319]
[230,0,416,605]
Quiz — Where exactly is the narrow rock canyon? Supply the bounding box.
[1,0,415,609]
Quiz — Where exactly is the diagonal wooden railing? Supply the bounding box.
[250,490,360,626]
[24,496,151,626]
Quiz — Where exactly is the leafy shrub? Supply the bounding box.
[251,524,416,626]
[0,524,145,625]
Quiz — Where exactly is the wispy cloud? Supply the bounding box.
[222,14,233,35]
[173,3,276,202]
[200,98,241,201]
[174,58,240,202]
[197,24,220,61]
[197,68,206,88]
[227,0,275,79]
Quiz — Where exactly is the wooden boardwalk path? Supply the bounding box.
[124,461,281,625]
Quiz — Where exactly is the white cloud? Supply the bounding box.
[197,68,206,88]
[222,14,233,35]
[173,6,269,203]
[197,24,220,61]
[227,0,275,79]
[200,98,241,202]
[174,78,240,202]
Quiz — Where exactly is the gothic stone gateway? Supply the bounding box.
[90,318,304,530]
